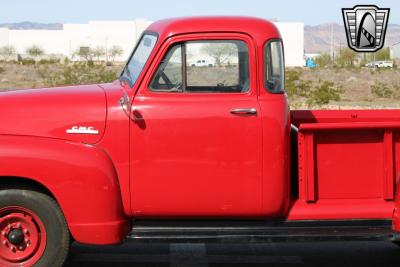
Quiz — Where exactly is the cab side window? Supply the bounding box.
[150,40,249,93]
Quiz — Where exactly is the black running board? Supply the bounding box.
[127,219,399,243]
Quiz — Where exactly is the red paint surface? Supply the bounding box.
[289,110,400,221]
[0,85,106,144]
[0,136,130,245]
[1,17,400,249]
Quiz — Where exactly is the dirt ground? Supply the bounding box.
[0,62,122,91]
[290,67,400,109]
[1,62,399,109]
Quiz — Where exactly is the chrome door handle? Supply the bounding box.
[230,108,257,115]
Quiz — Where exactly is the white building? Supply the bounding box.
[0,20,304,66]
[391,42,400,60]
[274,22,304,67]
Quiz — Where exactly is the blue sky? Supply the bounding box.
[0,0,398,25]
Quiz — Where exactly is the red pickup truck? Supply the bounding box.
[1,16,400,267]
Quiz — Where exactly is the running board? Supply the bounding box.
[127,219,399,243]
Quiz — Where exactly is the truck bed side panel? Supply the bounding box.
[288,110,400,220]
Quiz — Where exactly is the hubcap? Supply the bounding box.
[8,229,24,245]
[0,207,47,266]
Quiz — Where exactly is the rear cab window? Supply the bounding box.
[264,40,285,93]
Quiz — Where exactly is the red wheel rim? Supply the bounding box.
[0,206,47,267]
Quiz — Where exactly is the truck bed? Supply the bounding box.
[289,110,400,220]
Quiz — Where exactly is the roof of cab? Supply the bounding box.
[146,16,281,44]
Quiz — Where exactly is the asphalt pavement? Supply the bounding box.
[65,240,400,267]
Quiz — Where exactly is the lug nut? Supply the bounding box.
[16,223,21,229]
[2,240,8,246]
[1,231,5,236]
[18,246,23,250]
[10,246,16,252]
[7,224,11,229]
[23,229,29,235]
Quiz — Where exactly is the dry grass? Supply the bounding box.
[0,61,122,91]
[1,62,399,110]
[288,67,400,109]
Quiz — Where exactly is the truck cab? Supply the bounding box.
[118,17,290,218]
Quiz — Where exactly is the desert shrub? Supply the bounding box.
[92,46,106,61]
[314,53,331,68]
[370,82,393,98]
[336,48,357,67]
[306,80,342,106]
[0,66,5,74]
[73,47,94,61]
[393,85,400,99]
[285,69,300,96]
[25,45,45,62]
[285,68,313,98]
[0,45,16,61]
[39,58,60,65]
[43,62,118,86]
[297,80,313,97]
[20,58,36,65]
[108,46,123,62]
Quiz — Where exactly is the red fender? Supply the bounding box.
[0,135,130,245]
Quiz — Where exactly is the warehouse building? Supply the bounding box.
[391,42,400,60]
[0,19,304,66]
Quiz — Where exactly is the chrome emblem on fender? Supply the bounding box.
[66,126,99,135]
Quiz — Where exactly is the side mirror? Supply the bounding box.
[266,79,275,91]
[266,78,281,92]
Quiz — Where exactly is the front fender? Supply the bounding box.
[0,135,130,244]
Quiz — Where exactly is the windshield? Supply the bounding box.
[122,33,158,86]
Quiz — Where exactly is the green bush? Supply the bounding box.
[0,66,5,74]
[20,58,36,65]
[39,58,60,65]
[306,80,342,106]
[42,62,118,86]
[370,82,393,98]
[285,68,313,98]
[336,48,357,68]
[285,69,300,96]
[314,53,331,68]
[297,80,313,97]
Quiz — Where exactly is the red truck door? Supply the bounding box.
[130,34,263,217]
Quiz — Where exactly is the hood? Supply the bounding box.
[0,85,106,144]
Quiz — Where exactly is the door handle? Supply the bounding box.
[230,108,257,115]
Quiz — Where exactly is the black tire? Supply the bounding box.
[0,188,70,267]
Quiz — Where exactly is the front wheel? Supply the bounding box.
[0,188,70,267]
